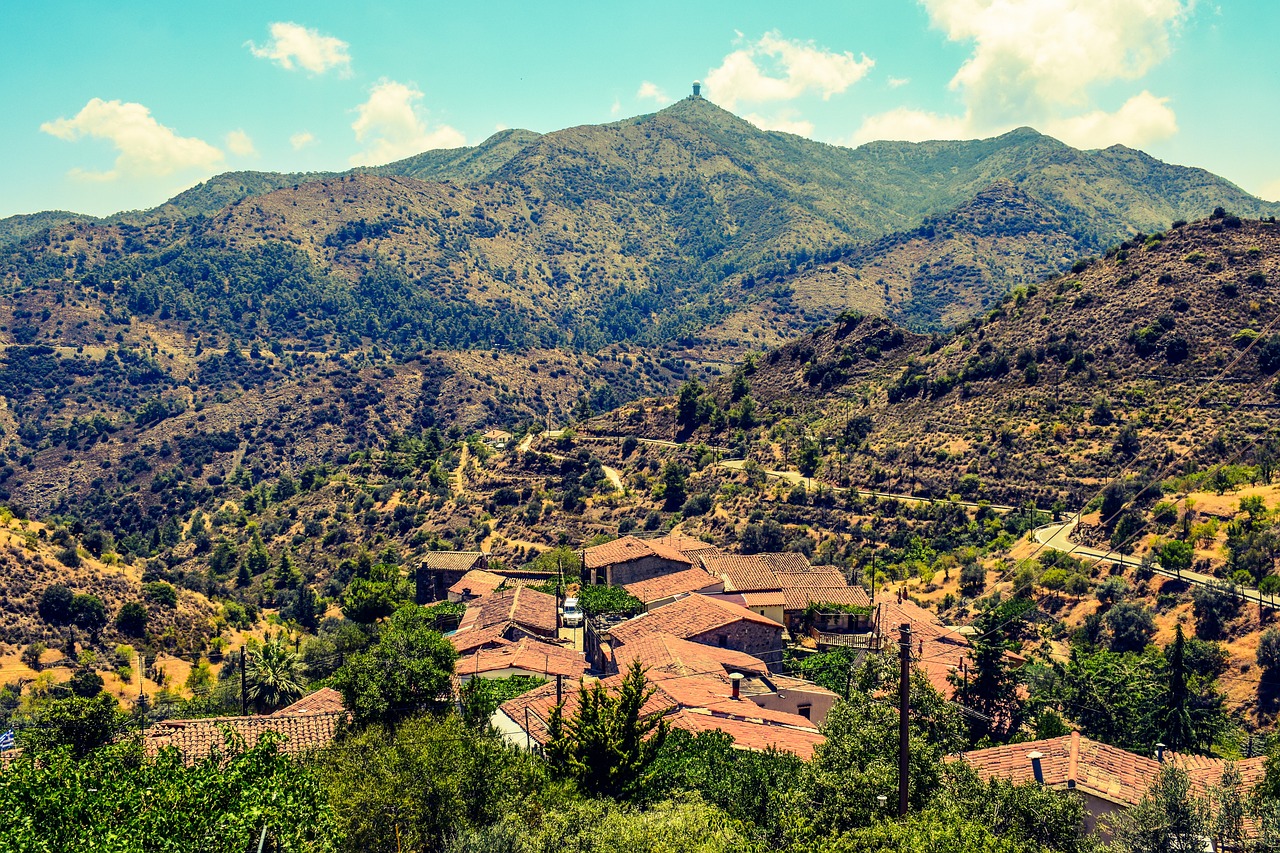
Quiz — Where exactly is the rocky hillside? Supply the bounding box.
[614,213,1280,511]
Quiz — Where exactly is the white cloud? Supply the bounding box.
[887,77,910,89]
[610,97,622,116]
[852,107,972,145]
[41,98,223,181]
[349,80,465,166]
[226,129,256,156]
[744,113,815,136]
[856,0,1188,148]
[290,131,315,150]
[248,22,351,75]
[705,31,874,111]
[636,81,668,103]
[1043,91,1177,149]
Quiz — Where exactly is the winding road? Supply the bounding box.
[1034,518,1274,607]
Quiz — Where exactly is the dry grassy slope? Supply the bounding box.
[0,515,218,655]
[624,217,1280,508]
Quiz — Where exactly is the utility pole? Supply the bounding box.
[898,623,911,818]
[240,649,248,716]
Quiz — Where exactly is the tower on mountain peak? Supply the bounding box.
[691,81,701,98]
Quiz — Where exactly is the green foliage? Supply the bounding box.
[1192,581,1240,640]
[0,734,336,852]
[460,675,547,728]
[1104,602,1156,653]
[339,561,413,623]
[952,598,1030,739]
[546,662,669,800]
[19,693,123,758]
[1107,764,1208,853]
[115,601,149,637]
[37,583,74,626]
[246,634,305,712]
[1157,539,1194,575]
[323,714,546,853]
[332,604,457,728]
[1259,628,1280,673]
[577,584,644,618]
[70,593,108,637]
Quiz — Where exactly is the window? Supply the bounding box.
[797,704,812,720]
[717,635,728,648]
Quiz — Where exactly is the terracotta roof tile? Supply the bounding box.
[457,586,557,635]
[612,632,770,677]
[584,536,695,570]
[783,586,871,610]
[700,554,779,593]
[459,637,586,679]
[448,569,507,598]
[272,687,345,717]
[667,710,823,760]
[653,533,722,558]
[624,566,723,603]
[144,711,342,764]
[609,594,783,646]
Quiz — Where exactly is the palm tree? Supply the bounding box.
[246,635,305,712]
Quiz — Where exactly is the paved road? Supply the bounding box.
[1034,518,1275,607]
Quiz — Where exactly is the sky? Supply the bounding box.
[3,0,1278,219]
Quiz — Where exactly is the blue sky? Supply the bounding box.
[3,0,1278,218]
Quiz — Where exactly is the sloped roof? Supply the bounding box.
[459,637,586,679]
[609,594,782,646]
[612,632,770,677]
[700,554,779,592]
[423,551,488,572]
[783,586,871,610]
[957,732,1270,808]
[272,687,345,717]
[583,536,693,570]
[623,566,722,603]
[498,668,822,759]
[144,711,342,764]
[667,710,824,760]
[653,532,722,558]
[457,586,557,635]
[449,623,511,654]
[448,569,507,598]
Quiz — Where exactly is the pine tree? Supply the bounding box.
[545,661,668,800]
[1163,624,1196,751]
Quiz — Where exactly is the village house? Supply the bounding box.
[622,565,724,611]
[594,593,785,670]
[582,535,694,586]
[455,636,587,682]
[958,731,1267,838]
[448,585,559,654]
[699,552,870,631]
[447,568,508,602]
[142,687,346,764]
[495,664,830,760]
[416,550,491,602]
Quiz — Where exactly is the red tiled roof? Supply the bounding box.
[609,594,783,646]
[584,536,693,570]
[272,687,345,717]
[144,711,342,764]
[624,566,722,603]
[738,591,786,608]
[962,733,1150,805]
[449,623,512,654]
[457,586,557,635]
[612,632,770,677]
[783,586,871,610]
[653,533,722,558]
[700,554,779,593]
[448,569,507,598]
[667,710,824,760]
[459,637,586,680]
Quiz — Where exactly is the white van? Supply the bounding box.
[561,597,584,627]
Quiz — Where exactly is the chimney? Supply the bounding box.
[1028,751,1045,785]
[729,672,744,700]
[1156,743,1166,764]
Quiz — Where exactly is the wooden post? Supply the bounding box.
[898,623,911,817]
[240,649,248,716]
